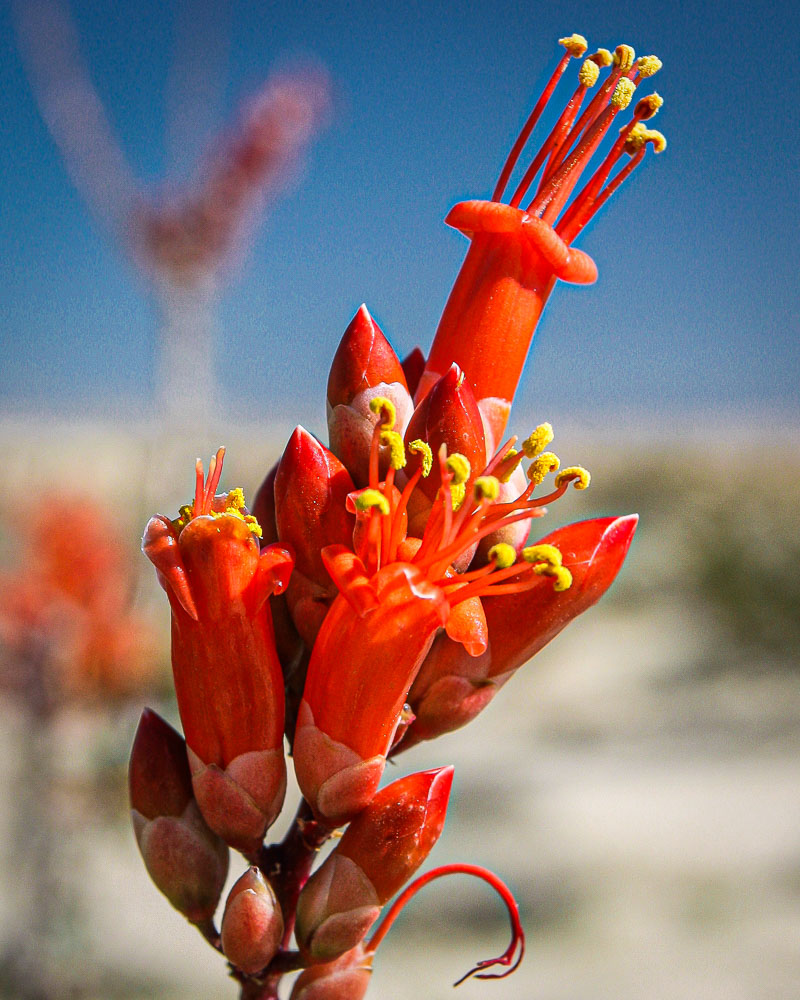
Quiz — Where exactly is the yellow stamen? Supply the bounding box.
[522,543,563,567]
[354,489,390,515]
[474,476,500,501]
[527,452,560,486]
[409,439,433,477]
[559,33,588,57]
[522,422,554,459]
[625,124,667,154]
[488,543,517,569]
[446,453,471,485]
[590,48,614,67]
[450,482,466,511]
[634,93,663,120]
[636,55,662,78]
[533,564,573,591]
[244,514,263,538]
[555,466,591,490]
[380,430,407,470]
[226,487,246,510]
[369,396,396,429]
[611,78,636,110]
[613,44,636,72]
[579,59,600,88]
[496,447,520,484]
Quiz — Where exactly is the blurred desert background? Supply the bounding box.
[2,0,799,997]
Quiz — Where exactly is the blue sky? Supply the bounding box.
[1,0,798,429]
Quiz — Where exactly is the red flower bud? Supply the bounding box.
[402,365,486,544]
[129,708,228,923]
[296,766,453,961]
[400,346,425,398]
[327,305,413,486]
[407,514,638,743]
[221,866,284,975]
[274,427,355,645]
[142,449,294,852]
[289,946,372,1000]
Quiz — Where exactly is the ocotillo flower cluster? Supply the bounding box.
[133,34,664,999]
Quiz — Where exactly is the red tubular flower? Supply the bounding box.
[129,708,229,924]
[419,37,665,450]
[295,766,453,961]
[274,427,356,646]
[293,403,588,825]
[142,448,294,854]
[221,866,284,975]
[326,304,413,487]
[406,514,638,745]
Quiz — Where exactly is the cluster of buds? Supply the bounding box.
[132,34,663,999]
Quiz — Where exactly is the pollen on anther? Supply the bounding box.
[527,452,560,486]
[590,48,614,67]
[409,439,433,477]
[474,476,500,501]
[637,55,663,77]
[579,60,600,88]
[522,543,563,567]
[488,542,517,569]
[381,430,407,469]
[555,466,591,490]
[446,453,471,485]
[611,78,636,110]
[354,489,390,515]
[559,33,588,57]
[369,396,397,429]
[522,423,554,459]
[613,44,636,72]
[635,93,663,119]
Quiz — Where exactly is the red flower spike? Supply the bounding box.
[289,945,373,1000]
[129,708,229,924]
[221,866,284,975]
[402,365,487,542]
[420,37,664,448]
[365,863,525,986]
[406,514,638,745]
[327,305,413,486]
[295,766,453,961]
[142,449,294,853]
[274,427,356,645]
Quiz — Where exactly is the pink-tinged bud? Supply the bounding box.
[289,945,373,1000]
[274,427,356,645]
[407,514,638,744]
[129,709,228,923]
[326,305,413,486]
[294,559,449,826]
[403,365,487,543]
[401,346,426,398]
[296,767,453,961]
[221,866,284,975]
[142,450,294,853]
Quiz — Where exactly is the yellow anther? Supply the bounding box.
[578,59,600,88]
[645,128,667,153]
[244,514,263,538]
[636,55,662,78]
[354,489,390,515]
[450,481,466,511]
[177,503,194,524]
[590,48,614,67]
[223,506,245,521]
[559,33,588,57]
[531,562,573,591]
[522,543,563,567]
[625,124,667,154]
[446,453,471,486]
[409,439,433,477]
[474,476,500,501]
[613,44,636,72]
[527,452,560,486]
[522,422,555,459]
[488,543,517,569]
[496,447,521,483]
[635,93,663,120]
[611,78,636,110]
[369,396,396,429]
[555,466,591,490]
[380,430,407,470]
[226,487,246,510]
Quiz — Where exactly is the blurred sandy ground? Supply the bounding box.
[0,417,798,1000]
